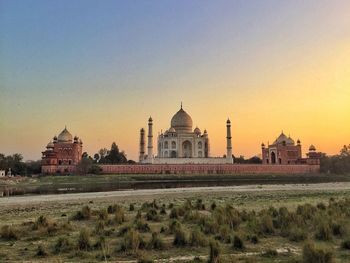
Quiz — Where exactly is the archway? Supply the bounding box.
[182,140,192,158]
[271,152,276,164]
[170,151,177,158]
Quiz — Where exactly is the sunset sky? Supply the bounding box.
[1,0,349,161]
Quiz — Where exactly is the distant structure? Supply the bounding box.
[41,127,83,174]
[139,104,233,164]
[261,132,321,165]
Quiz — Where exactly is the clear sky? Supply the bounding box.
[1,0,349,161]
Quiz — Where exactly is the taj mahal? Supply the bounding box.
[139,104,233,164]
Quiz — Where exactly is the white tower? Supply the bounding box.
[147,117,154,162]
[226,119,233,163]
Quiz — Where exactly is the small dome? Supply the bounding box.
[204,129,207,134]
[227,119,231,124]
[148,116,153,122]
[309,145,316,151]
[74,136,78,141]
[261,143,265,148]
[170,106,193,133]
[53,135,57,142]
[46,141,54,149]
[194,127,201,135]
[57,127,73,143]
[287,136,295,145]
[169,127,176,133]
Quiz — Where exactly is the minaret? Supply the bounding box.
[139,128,145,162]
[226,119,233,163]
[147,117,153,163]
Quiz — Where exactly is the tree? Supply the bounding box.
[101,142,127,164]
[76,154,101,175]
[320,144,350,174]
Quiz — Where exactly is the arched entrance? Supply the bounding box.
[182,140,192,158]
[170,151,177,158]
[271,152,276,164]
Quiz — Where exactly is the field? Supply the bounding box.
[1,183,350,262]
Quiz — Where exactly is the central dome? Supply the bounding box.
[171,106,193,133]
[57,127,73,143]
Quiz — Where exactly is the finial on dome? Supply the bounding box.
[181,101,183,109]
[227,118,231,124]
[148,116,153,122]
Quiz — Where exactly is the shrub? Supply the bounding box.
[341,240,350,250]
[0,225,18,240]
[54,236,72,254]
[137,254,153,263]
[190,228,208,247]
[94,221,105,235]
[98,209,108,221]
[35,215,49,228]
[315,221,332,241]
[232,235,244,250]
[168,220,181,234]
[196,199,205,210]
[302,242,334,263]
[114,208,125,224]
[107,204,122,214]
[331,221,348,237]
[216,225,231,243]
[146,208,160,221]
[36,244,48,257]
[173,228,188,247]
[208,240,221,263]
[73,206,91,220]
[148,232,164,250]
[260,215,274,234]
[210,201,217,211]
[288,227,307,242]
[263,249,278,257]
[250,235,258,244]
[316,202,326,210]
[135,219,151,233]
[120,229,145,253]
[129,204,135,211]
[160,205,167,215]
[78,229,91,251]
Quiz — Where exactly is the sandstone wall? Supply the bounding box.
[100,164,320,174]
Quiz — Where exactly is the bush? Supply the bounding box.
[78,229,91,251]
[210,201,217,211]
[146,208,160,221]
[216,225,231,243]
[135,219,151,233]
[263,249,278,257]
[129,204,135,211]
[120,229,145,253]
[98,209,108,221]
[232,235,244,250]
[168,220,181,234]
[36,244,48,257]
[190,228,208,247]
[0,225,18,240]
[94,221,105,235]
[250,235,258,244]
[114,208,125,224]
[148,232,164,250]
[208,240,221,263]
[108,204,122,214]
[35,215,49,228]
[160,205,167,215]
[302,242,334,263]
[196,199,206,210]
[315,221,332,241]
[173,228,188,247]
[73,206,91,220]
[54,236,72,254]
[288,227,307,242]
[341,240,350,250]
[260,215,274,234]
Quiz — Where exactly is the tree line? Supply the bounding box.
[320,144,350,174]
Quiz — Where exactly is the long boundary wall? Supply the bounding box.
[100,164,320,174]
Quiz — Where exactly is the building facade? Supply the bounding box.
[41,127,83,174]
[262,132,321,165]
[139,104,233,164]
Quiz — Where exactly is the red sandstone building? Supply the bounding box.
[41,127,83,174]
[261,132,322,165]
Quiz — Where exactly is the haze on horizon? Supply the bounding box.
[1,0,349,161]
